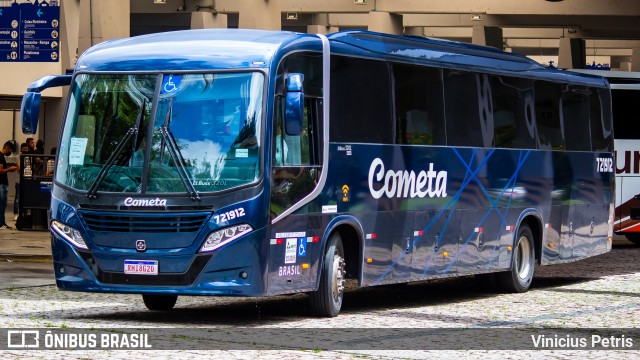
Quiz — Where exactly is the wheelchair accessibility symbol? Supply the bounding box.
[161,75,181,94]
[298,238,307,257]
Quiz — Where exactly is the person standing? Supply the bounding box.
[13,143,29,221]
[35,139,45,154]
[1,141,18,229]
[26,137,35,154]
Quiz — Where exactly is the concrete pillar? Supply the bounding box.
[558,37,586,69]
[307,25,329,35]
[238,0,281,30]
[368,12,402,35]
[307,13,338,34]
[404,27,424,37]
[191,12,228,29]
[632,48,640,72]
[472,26,503,49]
[78,0,129,55]
[306,25,340,35]
[60,0,80,71]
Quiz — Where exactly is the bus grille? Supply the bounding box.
[79,212,209,233]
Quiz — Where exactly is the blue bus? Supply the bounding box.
[21,29,614,317]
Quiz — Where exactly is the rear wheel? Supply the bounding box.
[142,294,178,311]
[309,233,345,317]
[496,224,535,293]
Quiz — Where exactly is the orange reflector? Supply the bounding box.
[608,237,612,242]
[548,243,554,247]
[507,246,512,251]
[301,263,309,270]
[443,251,448,257]
[367,258,373,263]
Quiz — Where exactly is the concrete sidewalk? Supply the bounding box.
[0,204,52,262]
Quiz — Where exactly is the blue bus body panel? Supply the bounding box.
[50,191,272,295]
[268,144,612,287]
[50,29,613,296]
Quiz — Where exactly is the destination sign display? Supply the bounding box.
[0,0,60,62]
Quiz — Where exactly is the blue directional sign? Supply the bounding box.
[0,1,60,62]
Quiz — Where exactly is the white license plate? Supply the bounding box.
[124,260,158,275]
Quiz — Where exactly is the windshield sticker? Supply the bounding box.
[69,137,88,165]
[161,75,181,95]
[236,149,248,158]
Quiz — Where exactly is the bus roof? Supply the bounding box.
[328,30,608,88]
[75,28,608,88]
[76,29,312,72]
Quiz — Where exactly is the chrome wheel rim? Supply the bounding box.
[331,252,345,307]
[516,235,531,281]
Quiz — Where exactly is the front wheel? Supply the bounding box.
[142,294,178,311]
[309,233,346,317]
[496,224,535,293]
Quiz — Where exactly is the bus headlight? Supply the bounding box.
[200,224,253,252]
[51,220,88,250]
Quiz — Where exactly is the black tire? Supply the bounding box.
[496,224,535,293]
[142,294,178,311]
[625,234,640,245]
[309,233,346,317]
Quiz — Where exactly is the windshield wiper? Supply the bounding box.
[86,99,146,199]
[159,100,201,201]
[86,126,137,199]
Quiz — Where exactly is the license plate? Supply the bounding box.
[124,260,158,275]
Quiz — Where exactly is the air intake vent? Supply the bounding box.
[79,211,209,233]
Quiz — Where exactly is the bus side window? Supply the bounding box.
[444,70,491,148]
[271,52,323,218]
[491,76,537,149]
[535,81,564,150]
[330,56,393,144]
[562,85,591,151]
[593,88,613,152]
[393,64,445,145]
[273,53,322,167]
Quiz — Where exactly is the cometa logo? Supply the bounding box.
[123,197,167,207]
[368,158,448,199]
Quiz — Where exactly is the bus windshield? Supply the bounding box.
[56,72,264,195]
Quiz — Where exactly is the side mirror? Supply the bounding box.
[20,92,41,134]
[20,75,72,135]
[284,73,304,136]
